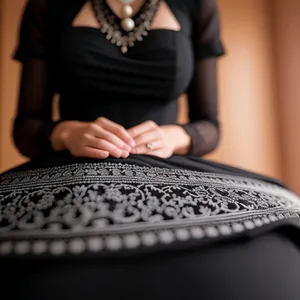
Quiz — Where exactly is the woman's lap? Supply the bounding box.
[2,158,300,299]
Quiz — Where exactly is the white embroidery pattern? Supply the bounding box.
[0,162,300,256]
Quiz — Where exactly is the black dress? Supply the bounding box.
[1,0,300,299]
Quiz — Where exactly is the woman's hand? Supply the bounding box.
[50,117,136,159]
[128,121,191,158]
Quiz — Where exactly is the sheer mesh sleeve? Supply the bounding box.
[181,0,225,156]
[13,0,58,159]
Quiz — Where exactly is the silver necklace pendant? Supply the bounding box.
[91,0,160,54]
[120,4,135,32]
[121,17,135,31]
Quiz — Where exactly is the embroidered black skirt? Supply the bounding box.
[1,154,300,299]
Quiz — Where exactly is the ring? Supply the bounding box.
[146,143,153,150]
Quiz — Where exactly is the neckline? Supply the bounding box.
[70,26,183,35]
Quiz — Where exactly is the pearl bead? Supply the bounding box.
[121,18,135,32]
[121,45,128,53]
[121,4,133,18]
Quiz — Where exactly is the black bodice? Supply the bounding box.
[58,27,193,128]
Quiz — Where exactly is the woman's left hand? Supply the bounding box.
[128,121,189,158]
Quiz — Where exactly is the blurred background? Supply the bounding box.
[0,0,299,193]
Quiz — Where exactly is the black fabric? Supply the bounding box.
[13,60,59,158]
[13,0,49,62]
[192,0,225,58]
[2,2,300,297]
[2,232,300,300]
[12,0,225,158]
[182,58,221,155]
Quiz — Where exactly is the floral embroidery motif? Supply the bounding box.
[0,162,300,256]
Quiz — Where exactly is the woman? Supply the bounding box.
[1,0,300,299]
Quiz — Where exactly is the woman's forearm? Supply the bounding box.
[13,118,57,159]
[13,118,88,158]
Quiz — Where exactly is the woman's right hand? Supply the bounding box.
[50,117,136,159]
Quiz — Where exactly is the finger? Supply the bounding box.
[96,117,135,147]
[75,147,110,159]
[127,120,157,138]
[87,124,132,152]
[133,129,161,147]
[134,139,164,155]
[120,150,130,158]
[84,135,125,158]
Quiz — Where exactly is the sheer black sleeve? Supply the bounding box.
[13,0,58,159]
[181,0,225,156]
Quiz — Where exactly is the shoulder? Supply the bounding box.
[49,0,87,22]
[173,0,219,12]
[22,0,87,27]
[167,0,211,19]
[23,0,86,16]
[20,0,59,20]
[167,0,198,13]
[22,0,60,11]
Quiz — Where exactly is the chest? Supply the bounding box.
[50,0,195,99]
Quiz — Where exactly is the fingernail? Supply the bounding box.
[123,144,131,152]
[121,150,130,158]
[113,149,123,158]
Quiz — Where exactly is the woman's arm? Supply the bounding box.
[179,58,220,156]
[177,0,225,156]
[13,59,58,159]
[163,58,220,156]
[12,0,60,159]
[13,0,135,160]
[13,0,83,159]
